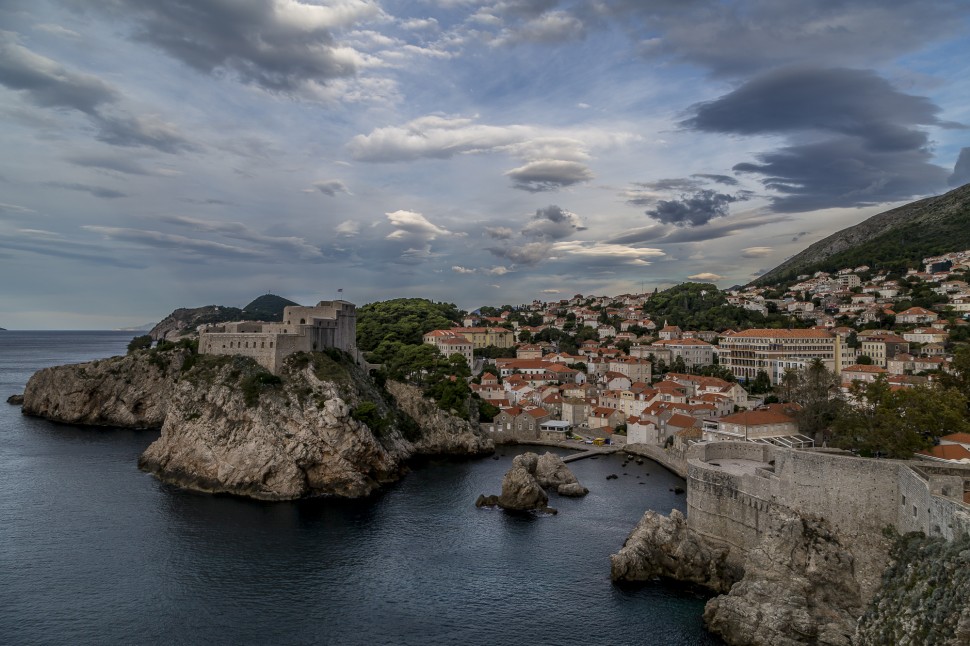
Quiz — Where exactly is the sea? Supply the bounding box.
[0,331,722,645]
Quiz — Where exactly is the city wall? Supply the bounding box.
[685,442,970,594]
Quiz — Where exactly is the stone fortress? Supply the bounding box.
[198,300,356,374]
[685,441,970,594]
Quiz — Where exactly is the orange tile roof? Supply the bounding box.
[720,410,796,426]
[726,328,833,339]
[918,444,970,461]
[843,365,888,373]
[941,432,970,445]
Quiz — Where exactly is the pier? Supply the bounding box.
[562,446,621,463]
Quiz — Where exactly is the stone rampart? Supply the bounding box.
[684,441,970,595]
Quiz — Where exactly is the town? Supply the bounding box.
[419,249,970,470]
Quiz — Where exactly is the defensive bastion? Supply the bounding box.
[685,442,970,595]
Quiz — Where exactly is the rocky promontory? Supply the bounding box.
[612,507,873,646]
[21,347,493,500]
[22,349,190,428]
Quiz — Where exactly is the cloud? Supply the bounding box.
[541,289,560,294]
[336,220,361,236]
[45,181,127,199]
[385,209,455,241]
[647,189,749,226]
[494,10,584,46]
[505,159,593,192]
[0,229,144,269]
[609,212,790,245]
[95,0,381,94]
[82,226,268,261]
[609,0,969,77]
[484,226,515,240]
[311,179,351,196]
[487,240,553,266]
[451,265,476,274]
[684,67,958,211]
[159,215,325,260]
[549,241,665,265]
[521,205,586,239]
[0,202,37,218]
[0,31,118,113]
[486,266,511,275]
[687,272,724,282]
[691,173,738,186]
[949,148,970,187]
[742,247,773,258]
[33,23,82,39]
[66,153,151,175]
[0,33,192,153]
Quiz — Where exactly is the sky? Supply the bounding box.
[1,1,970,329]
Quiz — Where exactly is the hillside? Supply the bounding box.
[754,182,970,286]
[149,293,297,340]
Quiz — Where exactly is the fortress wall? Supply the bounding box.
[772,450,901,537]
[897,467,970,540]
[686,461,772,557]
[199,332,280,373]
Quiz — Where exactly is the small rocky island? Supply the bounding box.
[19,343,493,500]
[476,451,588,513]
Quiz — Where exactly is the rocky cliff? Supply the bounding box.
[22,348,493,500]
[22,349,190,428]
[612,508,868,646]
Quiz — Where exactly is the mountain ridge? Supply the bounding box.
[753,183,970,286]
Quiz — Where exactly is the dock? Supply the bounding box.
[562,446,621,463]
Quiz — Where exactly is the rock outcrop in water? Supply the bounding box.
[610,509,739,593]
[478,451,586,513]
[612,508,868,646]
[22,348,493,500]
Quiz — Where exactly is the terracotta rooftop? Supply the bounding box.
[941,432,970,445]
[917,444,970,462]
[725,329,833,339]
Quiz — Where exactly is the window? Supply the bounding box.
[913,505,918,518]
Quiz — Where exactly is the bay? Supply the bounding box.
[0,331,720,645]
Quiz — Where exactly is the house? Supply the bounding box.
[589,406,627,430]
[649,338,714,368]
[516,344,543,359]
[896,307,938,325]
[514,407,552,438]
[902,328,948,344]
[657,324,683,341]
[703,407,805,445]
[840,364,889,386]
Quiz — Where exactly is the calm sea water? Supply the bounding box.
[0,331,721,645]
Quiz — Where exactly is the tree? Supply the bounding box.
[790,359,844,440]
[127,335,152,353]
[937,344,970,414]
[857,355,873,365]
[831,378,970,458]
[518,330,533,343]
[749,370,772,394]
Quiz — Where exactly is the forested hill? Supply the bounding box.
[242,294,298,320]
[753,182,970,287]
[355,298,463,355]
[643,282,808,330]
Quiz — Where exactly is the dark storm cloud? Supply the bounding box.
[732,137,949,212]
[92,0,375,93]
[647,189,750,226]
[46,181,127,199]
[0,32,193,154]
[950,148,970,187]
[683,67,955,138]
[684,67,960,211]
[521,205,586,239]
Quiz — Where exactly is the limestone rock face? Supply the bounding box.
[23,349,493,500]
[703,512,863,646]
[610,510,740,593]
[7,394,24,405]
[139,371,401,500]
[22,350,187,428]
[557,482,589,497]
[486,451,587,511]
[535,452,579,488]
[385,380,493,458]
[498,458,549,511]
